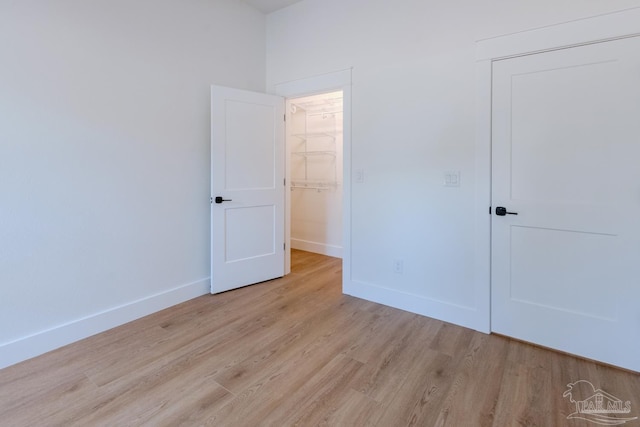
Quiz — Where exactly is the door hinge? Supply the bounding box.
[284,114,286,122]
[489,206,491,214]
[284,178,286,186]
[284,243,286,251]
[210,196,213,204]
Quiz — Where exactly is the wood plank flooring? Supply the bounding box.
[1,250,638,426]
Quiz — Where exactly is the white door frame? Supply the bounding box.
[274,69,352,284]
[475,7,640,335]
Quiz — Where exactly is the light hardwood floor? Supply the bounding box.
[1,250,638,426]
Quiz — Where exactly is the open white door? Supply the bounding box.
[211,85,285,294]
[491,36,640,371]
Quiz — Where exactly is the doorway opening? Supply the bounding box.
[286,91,344,260]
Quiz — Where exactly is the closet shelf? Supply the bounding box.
[292,150,336,157]
[292,132,336,141]
[307,110,343,118]
[291,97,343,115]
[291,180,338,191]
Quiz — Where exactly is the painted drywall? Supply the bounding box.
[0,0,265,368]
[288,92,343,257]
[266,0,640,329]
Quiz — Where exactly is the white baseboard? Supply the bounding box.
[343,279,487,333]
[0,278,210,370]
[291,238,342,258]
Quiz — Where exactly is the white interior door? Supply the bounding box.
[491,36,640,372]
[211,85,285,294]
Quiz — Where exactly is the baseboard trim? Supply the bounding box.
[0,278,210,370]
[291,238,342,258]
[343,279,485,332]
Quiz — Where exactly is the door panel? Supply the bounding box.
[509,60,620,205]
[225,100,277,190]
[211,86,285,294]
[491,36,640,372]
[225,205,276,262]
[509,226,617,320]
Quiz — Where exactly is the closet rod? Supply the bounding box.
[291,181,338,190]
[306,110,343,118]
[291,185,336,192]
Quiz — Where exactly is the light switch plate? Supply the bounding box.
[444,171,460,187]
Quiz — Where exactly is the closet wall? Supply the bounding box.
[288,92,343,258]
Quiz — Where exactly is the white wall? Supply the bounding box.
[289,92,343,258]
[0,0,265,368]
[266,0,640,330]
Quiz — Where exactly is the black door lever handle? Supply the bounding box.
[495,206,517,216]
[215,196,232,204]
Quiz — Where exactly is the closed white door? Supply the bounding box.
[211,85,285,294]
[491,37,640,372]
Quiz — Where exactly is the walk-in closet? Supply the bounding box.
[287,91,343,258]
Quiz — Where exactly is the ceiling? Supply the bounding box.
[243,0,304,14]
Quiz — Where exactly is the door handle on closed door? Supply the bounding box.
[215,196,232,204]
[495,206,517,216]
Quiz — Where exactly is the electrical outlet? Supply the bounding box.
[355,169,365,183]
[393,259,404,274]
